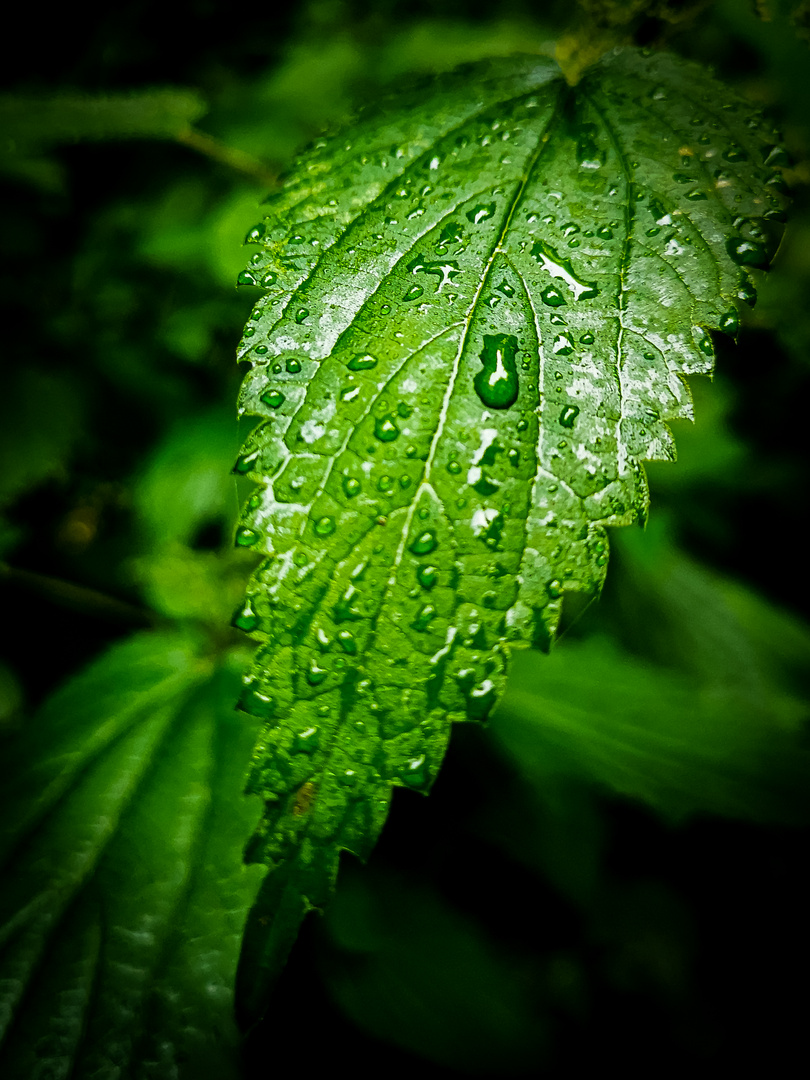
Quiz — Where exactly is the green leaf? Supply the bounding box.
[231,48,788,1020]
[0,632,264,1079]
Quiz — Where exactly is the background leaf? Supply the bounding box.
[0,633,264,1079]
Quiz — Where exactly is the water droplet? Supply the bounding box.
[245,223,265,243]
[404,283,424,301]
[694,328,713,356]
[374,415,400,442]
[559,405,580,428]
[446,460,462,475]
[231,600,260,632]
[412,604,436,632]
[234,449,260,474]
[474,333,519,410]
[719,310,739,334]
[596,226,613,240]
[306,664,328,686]
[337,629,357,654]
[762,144,789,168]
[547,579,563,598]
[579,332,595,345]
[726,237,770,268]
[260,389,285,409]
[417,565,438,589]
[261,271,277,287]
[313,516,336,537]
[496,279,515,297]
[295,308,310,323]
[238,682,275,717]
[348,353,378,371]
[737,279,757,306]
[541,285,566,307]
[334,586,362,623]
[685,190,707,202]
[552,333,574,355]
[237,270,258,287]
[402,755,429,788]
[466,201,497,224]
[409,530,438,555]
[294,726,320,753]
[342,475,361,497]
[235,526,260,547]
[286,357,302,374]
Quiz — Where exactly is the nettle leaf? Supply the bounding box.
[232,47,787,1021]
[0,633,264,1079]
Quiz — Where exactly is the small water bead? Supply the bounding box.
[540,285,566,307]
[234,450,260,475]
[374,415,400,442]
[313,516,336,537]
[378,474,393,492]
[547,579,563,598]
[404,284,424,302]
[295,308,310,324]
[694,328,713,356]
[254,344,269,355]
[337,629,358,654]
[272,363,282,374]
[342,475,361,498]
[237,270,258,287]
[446,460,462,475]
[417,565,438,590]
[348,353,377,371]
[686,190,707,201]
[243,327,255,338]
[579,332,595,345]
[238,682,275,718]
[596,226,613,240]
[338,769,359,788]
[467,202,497,224]
[235,526,260,547]
[380,304,392,315]
[231,600,260,633]
[719,310,739,334]
[516,418,528,433]
[409,530,438,555]
[762,144,789,168]
[286,357,302,374]
[737,279,757,306]
[306,664,328,686]
[559,405,580,428]
[399,475,412,489]
[412,604,437,632]
[497,279,515,297]
[333,587,362,623]
[294,726,320,753]
[402,755,429,789]
[249,253,263,267]
[549,313,566,326]
[245,223,265,243]
[726,237,770,268]
[260,389,285,409]
[247,493,261,510]
[260,271,277,287]
[561,222,580,237]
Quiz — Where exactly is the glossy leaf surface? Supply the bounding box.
[232,47,786,1020]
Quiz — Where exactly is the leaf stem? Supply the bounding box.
[0,562,161,628]
[175,126,280,186]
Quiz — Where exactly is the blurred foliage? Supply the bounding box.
[1,0,809,1077]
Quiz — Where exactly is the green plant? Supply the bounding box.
[1,2,809,1076]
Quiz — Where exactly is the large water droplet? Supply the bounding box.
[260,389,285,409]
[286,357,302,374]
[237,270,258,287]
[541,285,566,307]
[234,449,260,475]
[374,415,400,442]
[726,237,770,268]
[245,223,265,243]
[404,283,424,302]
[295,308,310,324]
[417,565,438,589]
[342,475,361,497]
[466,202,497,224]
[235,526,260,547]
[313,516,336,537]
[559,405,580,428]
[474,333,519,409]
[348,353,377,371]
[412,604,436,632]
[231,600,260,632]
[409,530,438,555]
